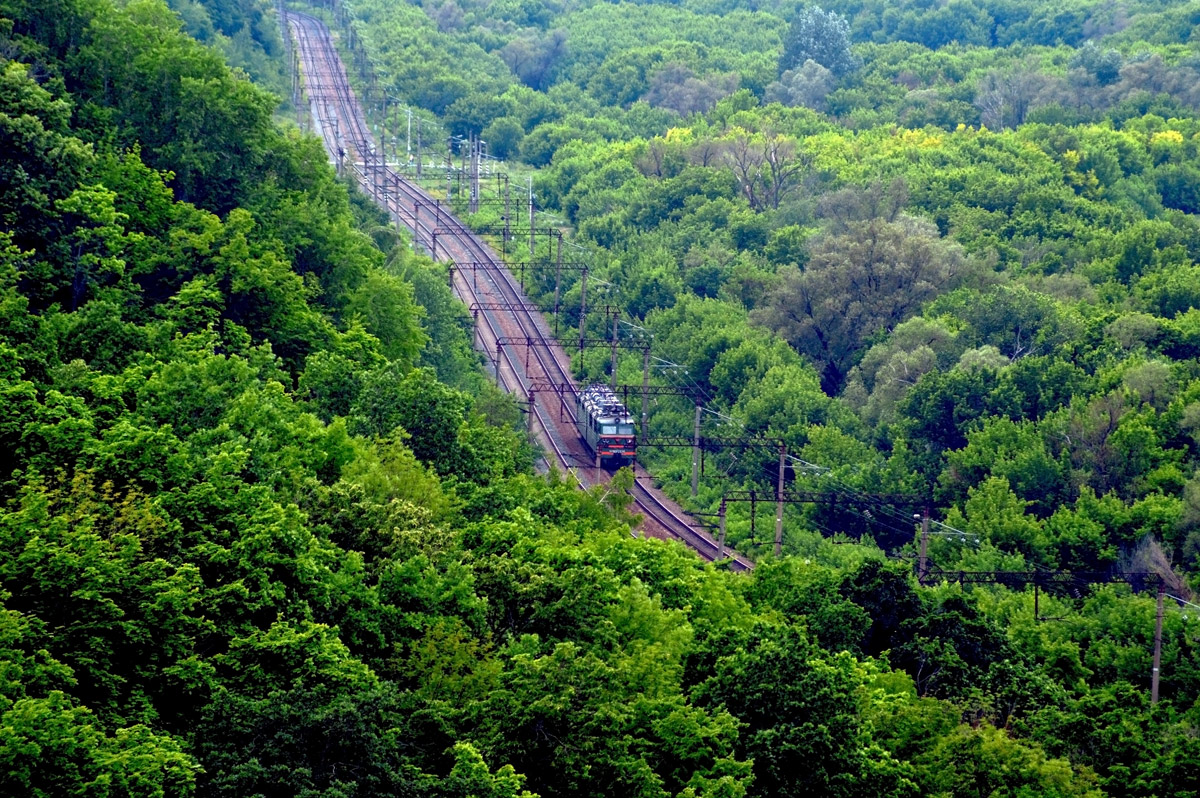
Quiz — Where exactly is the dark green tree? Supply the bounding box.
[754,215,976,393]
[696,622,918,798]
[351,365,469,472]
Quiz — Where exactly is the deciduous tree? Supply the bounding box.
[779,6,857,78]
[754,214,975,393]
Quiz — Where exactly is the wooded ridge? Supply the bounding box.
[4,0,1200,796]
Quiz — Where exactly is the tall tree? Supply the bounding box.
[715,129,810,211]
[779,6,857,78]
[754,214,976,393]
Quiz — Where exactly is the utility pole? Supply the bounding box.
[504,176,511,244]
[415,116,422,179]
[279,0,299,128]
[1152,583,1165,705]
[717,497,727,560]
[459,136,467,197]
[691,403,702,497]
[379,95,387,165]
[327,110,341,177]
[470,136,481,214]
[932,568,1167,704]
[775,444,786,556]
[610,310,620,390]
[277,0,286,51]
[528,176,535,256]
[723,488,926,558]
[393,170,402,233]
[474,136,481,213]
[577,268,588,355]
[918,505,930,583]
[293,46,303,131]
[552,234,564,332]
[640,347,650,448]
[362,147,372,199]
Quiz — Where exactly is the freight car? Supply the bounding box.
[575,383,636,468]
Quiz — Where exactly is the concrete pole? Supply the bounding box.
[918,505,930,584]
[691,403,702,498]
[640,347,650,449]
[471,136,480,214]
[717,497,727,560]
[1152,584,1165,705]
[293,47,302,129]
[610,311,619,391]
[774,444,786,556]
[553,245,565,336]
[380,95,387,165]
[459,137,466,196]
[577,268,588,356]
[394,171,402,233]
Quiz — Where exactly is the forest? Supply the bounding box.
[4,0,1200,796]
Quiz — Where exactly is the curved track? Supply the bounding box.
[287,10,751,571]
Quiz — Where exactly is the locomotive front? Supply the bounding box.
[576,384,637,468]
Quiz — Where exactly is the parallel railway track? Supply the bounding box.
[287,10,751,571]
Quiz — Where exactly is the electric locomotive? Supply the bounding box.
[575,383,636,468]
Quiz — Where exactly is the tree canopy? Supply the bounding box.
[9,0,1200,795]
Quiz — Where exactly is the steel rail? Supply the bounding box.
[286,10,751,568]
[289,11,588,483]
[630,479,753,572]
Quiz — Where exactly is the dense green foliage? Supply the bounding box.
[166,0,287,93]
[8,0,1200,795]
[337,0,1200,569]
[311,0,1200,793]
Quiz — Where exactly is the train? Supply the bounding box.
[575,383,637,467]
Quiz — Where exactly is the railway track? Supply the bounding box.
[287,10,752,572]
